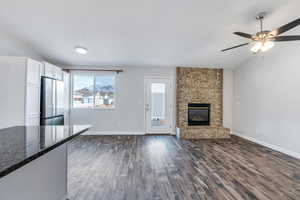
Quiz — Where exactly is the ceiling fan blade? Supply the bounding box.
[272,35,300,42]
[234,32,253,39]
[221,43,250,52]
[270,18,300,36]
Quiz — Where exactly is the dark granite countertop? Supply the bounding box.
[0,125,90,179]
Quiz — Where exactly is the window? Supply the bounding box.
[73,74,94,108]
[72,72,115,109]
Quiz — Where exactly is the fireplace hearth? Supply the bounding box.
[188,103,210,126]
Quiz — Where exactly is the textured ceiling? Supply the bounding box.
[0,0,298,68]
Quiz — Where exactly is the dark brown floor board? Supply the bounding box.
[68,135,300,200]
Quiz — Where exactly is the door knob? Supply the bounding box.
[145,104,150,111]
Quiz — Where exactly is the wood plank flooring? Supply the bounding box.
[68,135,300,200]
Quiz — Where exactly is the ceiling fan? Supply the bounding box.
[221,13,300,53]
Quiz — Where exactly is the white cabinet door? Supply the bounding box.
[25,116,40,126]
[25,59,41,126]
[44,62,63,80]
[54,66,63,80]
[25,85,40,118]
[44,62,55,78]
[27,59,41,85]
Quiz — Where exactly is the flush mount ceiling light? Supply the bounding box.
[221,12,300,53]
[74,46,88,55]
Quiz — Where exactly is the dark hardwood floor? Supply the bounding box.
[68,135,300,200]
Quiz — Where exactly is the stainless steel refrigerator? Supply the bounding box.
[40,77,65,125]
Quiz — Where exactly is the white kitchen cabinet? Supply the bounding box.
[0,57,42,128]
[54,66,63,80]
[43,62,54,78]
[25,116,40,126]
[43,62,63,80]
[27,59,41,85]
[25,84,40,124]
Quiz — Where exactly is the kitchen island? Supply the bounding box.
[0,125,90,200]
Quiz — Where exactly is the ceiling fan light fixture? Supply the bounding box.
[222,16,300,53]
[261,41,274,52]
[251,42,263,53]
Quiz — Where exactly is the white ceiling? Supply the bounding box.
[0,0,299,68]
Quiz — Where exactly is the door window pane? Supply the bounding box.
[95,76,115,108]
[72,74,94,108]
[151,83,166,127]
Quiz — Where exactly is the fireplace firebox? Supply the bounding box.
[188,103,210,126]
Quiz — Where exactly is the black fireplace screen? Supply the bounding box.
[188,103,210,126]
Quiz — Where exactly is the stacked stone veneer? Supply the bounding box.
[176,67,230,139]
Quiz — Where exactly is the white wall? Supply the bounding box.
[69,66,176,134]
[223,69,233,130]
[233,42,300,157]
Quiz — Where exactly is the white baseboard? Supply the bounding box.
[82,131,145,136]
[233,132,300,160]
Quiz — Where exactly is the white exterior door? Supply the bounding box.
[145,77,172,134]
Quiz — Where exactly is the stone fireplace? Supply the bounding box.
[176,67,230,139]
